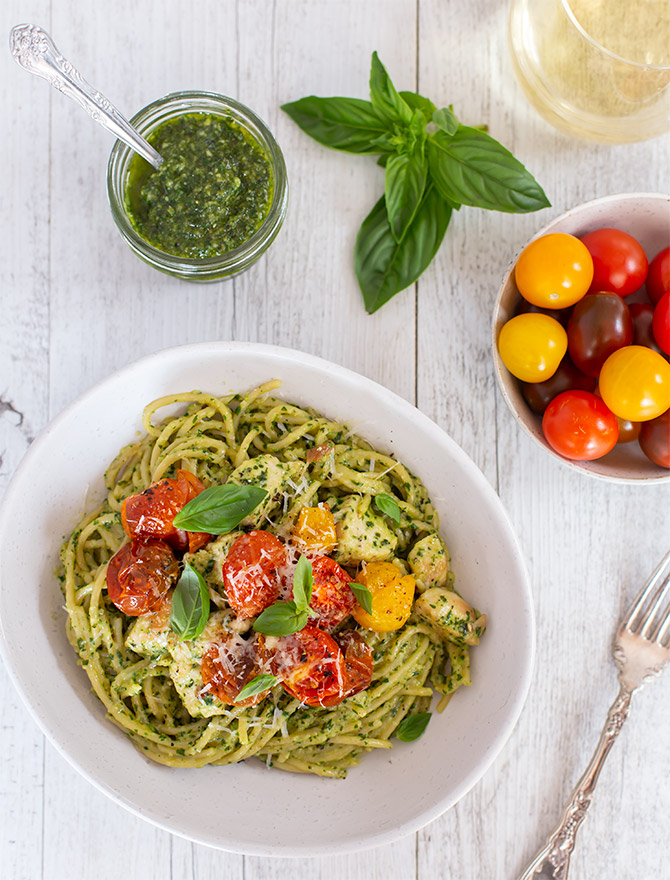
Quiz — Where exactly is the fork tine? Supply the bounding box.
[654,607,670,646]
[640,572,670,640]
[624,550,670,633]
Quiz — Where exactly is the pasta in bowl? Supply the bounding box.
[0,342,533,854]
[62,382,486,777]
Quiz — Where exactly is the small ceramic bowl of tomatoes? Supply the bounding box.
[493,192,670,483]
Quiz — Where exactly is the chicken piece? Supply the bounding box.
[414,587,486,647]
[227,454,305,526]
[332,496,398,566]
[407,534,450,593]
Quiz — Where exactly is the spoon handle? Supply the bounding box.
[9,23,162,169]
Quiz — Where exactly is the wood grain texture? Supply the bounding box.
[1,1,669,878]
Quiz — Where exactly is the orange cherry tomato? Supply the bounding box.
[106,539,179,616]
[292,504,337,554]
[121,469,210,553]
[271,626,347,708]
[222,530,286,618]
[201,632,270,707]
[498,313,568,383]
[515,233,593,308]
[598,346,670,422]
[302,555,355,630]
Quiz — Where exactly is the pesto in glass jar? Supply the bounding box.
[124,112,273,259]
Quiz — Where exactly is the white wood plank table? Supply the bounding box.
[1,2,669,878]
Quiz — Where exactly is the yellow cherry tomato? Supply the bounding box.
[515,233,593,308]
[292,504,337,554]
[599,346,670,422]
[498,313,568,383]
[352,561,415,633]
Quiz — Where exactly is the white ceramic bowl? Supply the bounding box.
[493,192,670,483]
[0,342,534,856]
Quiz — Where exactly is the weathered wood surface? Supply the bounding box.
[1,1,668,878]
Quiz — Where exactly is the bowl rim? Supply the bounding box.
[0,341,536,855]
[492,191,670,485]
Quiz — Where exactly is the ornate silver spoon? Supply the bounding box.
[9,23,163,169]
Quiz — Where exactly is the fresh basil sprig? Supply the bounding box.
[234,673,278,703]
[374,493,401,525]
[172,484,267,533]
[349,581,373,615]
[282,51,550,313]
[170,562,210,640]
[253,555,314,637]
[395,711,432,742]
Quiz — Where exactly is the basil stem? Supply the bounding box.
[170,562,210,640]
[172,484,267,534]
[395,712,432,742]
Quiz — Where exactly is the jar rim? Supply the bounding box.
[107,90,288,276]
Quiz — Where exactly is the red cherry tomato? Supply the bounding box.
[629,302,665,355]
[201,632,270,707]
[638,410,670,468]
[272,626,347,707]
[222,530,286,618]
[520,355,596,415]
[567,292,633,377]
[297,556,355,630]
[580,228,648,297]
[121,469,210,553]
[106,539,179,616]
[331,630,374,703]
[652,291,670,355]
[646,246,670,305]
[542,391,619,460]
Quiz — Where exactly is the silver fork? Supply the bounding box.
[518,551,670,880]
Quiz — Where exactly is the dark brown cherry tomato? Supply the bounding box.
[271,626,347,707]
[629,302,665,355]
[222,530,286,618]
[639,410,670,468]
[201,632,270,707]
[542,391,619,460]
[514,297,572,326]
[106,540,179,616]
[567,292,633,377]
[297,555,355,630]
[580,228,648,297]
[520,355,597,415]
[121,469,210,554]
[593,386,641,444]
[646,246,670,305]
[326,629,373,704]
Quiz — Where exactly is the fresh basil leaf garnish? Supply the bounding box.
[280,96,389,154]
[374,493,402,525]
[385,151,428,243]
[395,712,432,742]
[427,127,550,213]
[369,51,413,126]
[253,601,309,637]
[432,106,459,136]
[172,484,267,534]
[170,562,210,640]
[349,582,373,615]
[292,555,313,611]
[355,187,452,314]
[234,673,278,703]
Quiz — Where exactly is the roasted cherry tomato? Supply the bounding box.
[638,410,670,468]
[303,555,355,630]
[515,233,593,308]
[121,469,209,554]
[580,228,648,297]
[292,504,337,554]
[321,630,373,705]
[567,292,633,377]
[498,313,568,383]
[201,632,269,707]
[629,302,665,355]
[106,539,179,616]
[222,530,286,618]
[352,561,415,632]
[271,626,347,707]
[520,355,596,415]
[598,346,670,422]
[542,391,619,460]
[646,246,670,305]
[652,291,670,355]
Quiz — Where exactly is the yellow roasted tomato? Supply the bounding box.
[292,504,337,554]
[352,561,415,633]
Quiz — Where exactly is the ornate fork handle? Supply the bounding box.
[9,23,162,168]
[518,687,632,880]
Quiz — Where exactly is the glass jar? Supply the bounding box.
[107,91,288,282]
